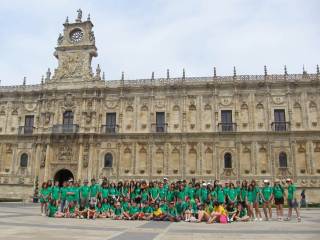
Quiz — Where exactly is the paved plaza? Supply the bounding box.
[0,203,319,240]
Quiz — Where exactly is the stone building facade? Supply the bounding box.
[0,11,320,201]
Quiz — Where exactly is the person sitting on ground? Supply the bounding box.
[226,202,237,222]
[207,201,228,224]
[75,202,87,219]
[165,201,180,222]
[48,199,64,218]
[152,203,166,221]
[65,201,76,218]
[141,201,154,220]
[233,202,250,222]
[87,203,96,220]
[95,201,106,218]
[113,202,123,220]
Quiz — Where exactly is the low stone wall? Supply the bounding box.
[0,184,33,201]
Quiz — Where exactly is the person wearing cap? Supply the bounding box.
[273,179,285,221]
[285,178,301,222]
[261,179,273,221]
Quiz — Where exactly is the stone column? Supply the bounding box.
[77,143,83,181]
[87,143,94,180]
[34,143,42,177]
[44,144,51,181]
[10,144,18,175]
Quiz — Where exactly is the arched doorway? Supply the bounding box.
[54,169,74,186]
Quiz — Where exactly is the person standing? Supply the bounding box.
[285,178,301,222]
[273,179,285,221]
[261,179,273,221]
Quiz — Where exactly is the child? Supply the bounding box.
[95,201,106,218]
[207,201,228,224]
[65,201,76,218]
[273,179,284,221]
[113,202,124,220]
[48,199,64,218]
[152,203,166,221]
[141,202,154,220]
[124,201,140,220]
[165,202,180,222]
[75,202,88,219]
[226,202,237,222]
[87,203,96,219]
[261,179,273,221]
[40,182,50,216]
[285,178,301,222]
[233,203,250,222]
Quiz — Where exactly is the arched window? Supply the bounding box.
[104,153,113,168]
[20,153,28,168]
[224,153,232,169]
[279,152,288,168]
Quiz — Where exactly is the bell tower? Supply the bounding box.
[51,9,98,82]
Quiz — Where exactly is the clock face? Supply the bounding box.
[70,29,83,43]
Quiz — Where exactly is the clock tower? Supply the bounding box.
[51,9,98,82]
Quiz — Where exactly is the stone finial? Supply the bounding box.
[102,72,105,81]
[87,14,91,21]
[151,72,155,80]
[303,65,307,75]
[23,76,26,86]
[76,9,82,22]
[46,68,51,80]
[96,64,101,77]
[317,64,320,75]
[65,16,69,24]
[41,75,44,84]
[121,71,125,81]
[233,66,237,77]
[284,65,288,75]
[167,69,170,79]
[57,33,63,45]
[213,67,217,78]
[264,65,268,76]
[182,68,185,79]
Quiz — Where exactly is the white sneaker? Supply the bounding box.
[254,218,258,221]
[259,218,263,221]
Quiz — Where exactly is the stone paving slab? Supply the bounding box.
[0,203,319,240]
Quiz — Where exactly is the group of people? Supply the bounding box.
[39,177,301,223]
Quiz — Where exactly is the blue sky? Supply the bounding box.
[0,0,319,85]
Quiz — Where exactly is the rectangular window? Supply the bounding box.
[63,111,74,125]
[274,109,286,131]
[106,112,116,133]
[24,115,34,134]
[221,110,233,131]
[156,112,165,132]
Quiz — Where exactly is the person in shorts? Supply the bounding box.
[273,179,284,221]
[285,178,301,222]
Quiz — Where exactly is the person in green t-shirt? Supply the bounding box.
[141,202,154,220]
[285,178,301,221]
[89,179,100,205]
[216,184,225,204]
[165,202,180,222]
[200,183,208,203]
[149,182,159,202]
[227,183,238,204]
[251,179,263,221]
[273,179,284,220]
[261,179,273,220]
[113,202,124,220]
[246,183,255,220]
[60,181,68,212]
[51,181,60,201]
[80,179,90,207]
[95,201,106,218]
[40,182,50,216]
[125,201,140,220]
[66,180,75,204]
[48,199,64,218]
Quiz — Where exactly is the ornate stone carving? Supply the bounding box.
[57,144,73,162]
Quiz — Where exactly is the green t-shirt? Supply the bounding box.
[159,188,166,200]
[247,191,254,203]
[109,187,118,197]
[60,187,68,201]
[239,208,247,218]
[80,185,90,199]
[176,201,187,215]
[66,186,75,202]
[223,187,230,196]
[69,205,75,214]
[122,202,130,212]
[262,186,273,201]
[253,186,260,202]
[200,188,208,202]
[240,188,248,201]
[227,188,237,202]
[90,184,100,197]
[149,187,159,199]
[287,184,296,200]
[129,206,140,215]
[187,187,195,199]
[102,203,110,211]
[216,187,225,203]
[101,188,109,199]
[141,190,149,202]
[177,190,187,201]
[166,190,175,202]
[48,204,58,217]
[210,190,217,200]
[51,186,60,200]
[143,205,154,214]
[273,185,284,199]
[168,207,177,217]
[73,187,80,201]
[114,207,123,216]
[41,188,51,198]
[160,203,168,213]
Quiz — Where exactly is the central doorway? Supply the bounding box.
[54,169,74,186]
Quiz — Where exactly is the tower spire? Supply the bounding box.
[167,69,170,79]
[182,68,185,80]
[233,66,237,78]
[284,65,288,76]
[213,66,217,78]
[264,65,268,76]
